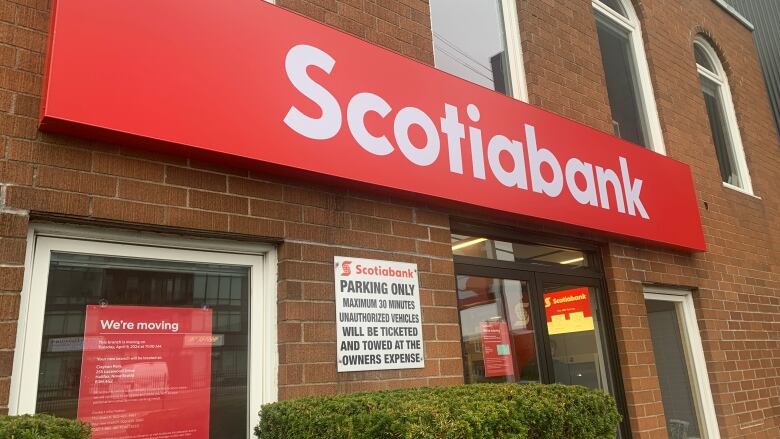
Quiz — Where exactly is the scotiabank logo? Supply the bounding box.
[283,45,649,220]
[339,261,414,279]
[340,261,352,276]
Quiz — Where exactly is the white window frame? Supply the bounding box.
[499,0,528,102]
[592,0,666,155]
[694,36,755,196]
[9,223,278,439]
[643,286,720,439]
[430,0,528,102]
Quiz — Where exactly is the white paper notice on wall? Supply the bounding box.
[334,256,425,372]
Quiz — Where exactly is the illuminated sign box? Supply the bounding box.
[41,0,705,251]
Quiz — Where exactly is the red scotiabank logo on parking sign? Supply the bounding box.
[340,261,352,276]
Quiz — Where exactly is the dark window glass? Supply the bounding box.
[598,0,627,16]
[430,0,512,94]
[36,253,250,439]
[693,44,715,72]
[457,276,539,383]
[700,77,741,186]
[646,299,703,438]
[595,18,648,147]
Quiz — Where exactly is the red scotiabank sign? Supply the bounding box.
[41,0,705,250]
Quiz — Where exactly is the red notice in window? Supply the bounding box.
[480,321,514,377]
[77,305,213,439]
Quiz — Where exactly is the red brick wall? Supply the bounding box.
[516,0,614,132]
[0,0,778,438]
[517,0,780,437]
[277,0,434,65]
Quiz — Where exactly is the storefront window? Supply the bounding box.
[36,253,250,438]
[10,233,273,439]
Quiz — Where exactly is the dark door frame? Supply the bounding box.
[451,221,631,438]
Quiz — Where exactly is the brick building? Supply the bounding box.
[0,0,778,438]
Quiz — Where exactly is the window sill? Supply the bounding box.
[722,182,761,199]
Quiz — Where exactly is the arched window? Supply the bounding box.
[694,37,753,193]
[592,0,665,153]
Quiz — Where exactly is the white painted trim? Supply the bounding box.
[500,0,528,102]
[694,37,755,195]
[697,65,722,85]
[428,3,438,68]
[259,240,279,407]
[593,0,667,155]
[9,224,277,439]
[593,0,633,31]
[644,286,721,439]
[8,226,40,413]
[722,181,761,199]
[29,222,276,255]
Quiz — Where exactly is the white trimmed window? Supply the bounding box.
[10,224,278,439]
[694,37,754,194]
[592,0,665,154]
[644,287,720,438]
[430,0,528,101]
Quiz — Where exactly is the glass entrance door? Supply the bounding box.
[456,272,540,384]
[455,272,613,392]
[542,282,610,392]
[451,228,628,437]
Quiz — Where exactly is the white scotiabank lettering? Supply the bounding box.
[620,157,648,218]
[466,105,487,180]
[596,166,626,213]
[526,124,563,197]
[487,134,527,189]
[283,44,650,220]
[283,45,341,140]
[347,92,393,156]
[394,107,440,166]
[440,104,465,174]
[566,158,598,207]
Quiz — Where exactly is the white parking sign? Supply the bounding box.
[334,256,425,372]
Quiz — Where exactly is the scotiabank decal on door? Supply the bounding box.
[545,288,595,335]
[41,0,705,250]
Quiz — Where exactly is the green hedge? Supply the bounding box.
[0,414,91,439]
[256,383,621,439]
